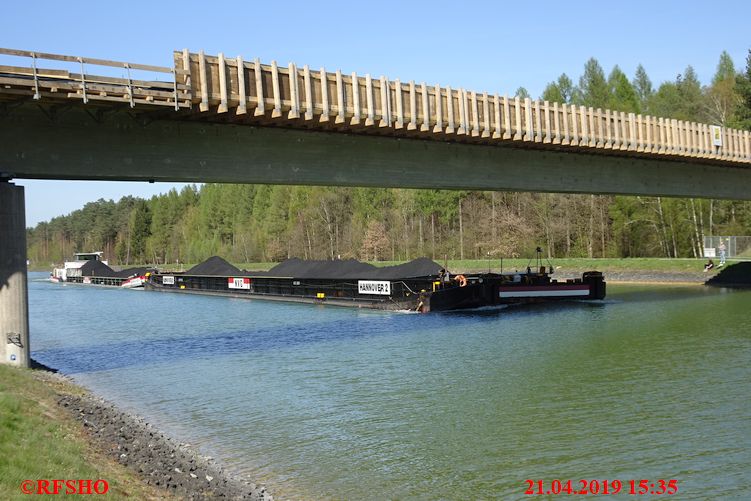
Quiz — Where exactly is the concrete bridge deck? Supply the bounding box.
[1,47,750,169]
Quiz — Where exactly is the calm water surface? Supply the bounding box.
[28,273,750,499]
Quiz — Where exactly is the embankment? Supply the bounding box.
[2,363,273,501]
[705,262,751,287]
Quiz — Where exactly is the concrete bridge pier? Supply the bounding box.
[0,181,30,368]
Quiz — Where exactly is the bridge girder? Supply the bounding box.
[1,103,750,200]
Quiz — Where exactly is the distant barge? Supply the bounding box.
[146,256,606,313]
[51,251,151,288]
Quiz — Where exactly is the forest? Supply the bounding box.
[26,51,751,267]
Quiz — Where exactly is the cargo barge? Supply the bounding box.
[51,251,152,288]
[146,255,606,313]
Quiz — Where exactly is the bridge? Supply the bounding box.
[1,47,750,367]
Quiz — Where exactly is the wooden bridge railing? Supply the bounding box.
[1,47,749,165]
[176,49,751,165]
[0,48,191,109]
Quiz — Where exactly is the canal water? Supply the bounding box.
[28,273,750,499]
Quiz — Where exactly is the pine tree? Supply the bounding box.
[632,64,653,112]
[608,65,640,112]
[577,58,610,108]
[705,51,740,125]
[541,74,574,103]
[734,49,751,129]
[515,86,530,99]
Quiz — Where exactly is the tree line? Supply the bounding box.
[27,51,751,267]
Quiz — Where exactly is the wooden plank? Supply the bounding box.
[458,89,468,135]
[253,59,265,116]
[303,65,314,120]
[235,56,247,115]
[492,94,502,139]
[470,91,480,137]
[502,95,512,140]
[533,99,542,142]
[446,86,455,134]
[380,76,391,128]
[523,97,533,141]
[350,72,360,125]
[394,79,404,129]
[561,103,570,145]
[578,106,588,146]
[681,120,688,154]
[433,84,443,133]
[270,61,282,118]
[365,74,375,126]
[198,50,209,112]
[595,108,604,148]
[319,67,330,123]
[181,49,193,102]
[408,81,417,131]
[552,102,561,144]
[627,113,636,151]
[602,109,613,149]
[216,53,228,113]
[543,100,551,144]
[570,104,580,145]
[421,83,430,132]
[655,117,664,154]
[0,48,175,74]
[0,65,66,79]
[479,92,489,138]
[335,70,345,124]
[699,123,708,157]
[672,119,680,154]
[288,63,300,119]
[618,112,628,151]
[735,129,743,161]
[611,110,621,149]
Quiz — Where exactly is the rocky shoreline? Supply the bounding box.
[32,367,273,501]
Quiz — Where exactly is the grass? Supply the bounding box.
[34,257,743,276]
[232,257,729,274]
[0,364,171,500]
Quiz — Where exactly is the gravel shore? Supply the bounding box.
[32,367,273,501]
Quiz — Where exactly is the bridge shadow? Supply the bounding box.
[31,312,447,374]
[32,298,619,375]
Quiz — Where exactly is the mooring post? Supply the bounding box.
[0,181,30,367]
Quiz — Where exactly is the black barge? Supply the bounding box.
[146,256,606,313]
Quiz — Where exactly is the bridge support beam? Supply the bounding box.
[0,181,30,368]
[1,103,751,200]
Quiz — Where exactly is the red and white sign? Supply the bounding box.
[499,284,590,298]
[228,277,251,290]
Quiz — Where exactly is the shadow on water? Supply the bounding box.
[34,297,619,374]
[608,283,743,304]
[35,310,487,374]
[438,300,608,319]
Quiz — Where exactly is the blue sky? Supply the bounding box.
[4,0,750,226]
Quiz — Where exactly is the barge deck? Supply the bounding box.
[145,256,606,313]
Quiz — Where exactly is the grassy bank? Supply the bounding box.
[235,257,727,275]
[33,257,739,276]
[0,364,170,500]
